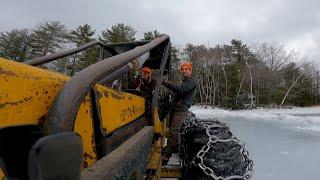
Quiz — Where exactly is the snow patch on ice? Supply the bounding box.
[190,106,320,133]
[295,125,320,132]
[266,173,273,177]
[280,151,289,155]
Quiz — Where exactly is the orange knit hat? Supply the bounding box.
[141,67,152,74]
[181,62,192,71]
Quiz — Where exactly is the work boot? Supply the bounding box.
[162,158,169,166]
[162,151,171,166]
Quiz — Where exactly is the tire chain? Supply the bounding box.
[180,113,253,180]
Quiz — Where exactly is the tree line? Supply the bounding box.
[180,40,320,108]
[0,21,167,75]
[1,21,319,108]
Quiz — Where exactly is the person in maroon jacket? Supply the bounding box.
[129,66,156,100]
[129,67,156,124]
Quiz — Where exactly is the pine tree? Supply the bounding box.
[67,24,98,74]
[30,21,67,57]
[0,29,33,61]
[68,24,95,46]
[143,30,162,40]
[100,23,136,43]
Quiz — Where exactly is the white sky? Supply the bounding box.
[1,0,320,67]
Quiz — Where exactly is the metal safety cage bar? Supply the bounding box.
[43,35,170,134]
[23,40,151,66]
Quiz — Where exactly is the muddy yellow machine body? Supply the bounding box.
[0,36,172,180]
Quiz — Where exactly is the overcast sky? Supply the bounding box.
[1,0,320,67]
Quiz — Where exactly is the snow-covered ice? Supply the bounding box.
[190,105,320,180]
[190,106,320,133]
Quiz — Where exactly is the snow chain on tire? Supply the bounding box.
[180,112,253,180]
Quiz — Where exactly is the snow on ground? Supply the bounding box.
[190,106,320,132]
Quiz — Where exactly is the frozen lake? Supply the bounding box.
[191,106,320,180]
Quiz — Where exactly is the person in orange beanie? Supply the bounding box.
[130,66,156,98]
[162,61,197,164]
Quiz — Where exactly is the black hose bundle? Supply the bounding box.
[180,113,253,180]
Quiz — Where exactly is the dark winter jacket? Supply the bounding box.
[164,77,197,112]
[129,78,156,104]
